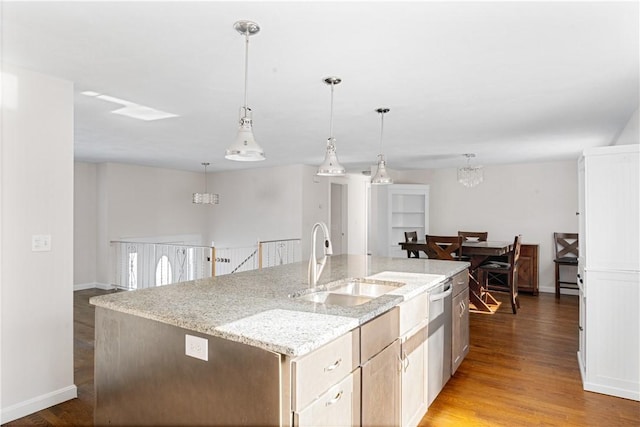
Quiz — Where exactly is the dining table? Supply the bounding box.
[398,240,514,313]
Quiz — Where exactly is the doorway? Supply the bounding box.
[330,183,348,254]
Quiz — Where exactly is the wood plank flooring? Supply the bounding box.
[4,289,639,426]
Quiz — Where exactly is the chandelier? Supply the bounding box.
[457,154,483,188]
[193,163,219,205]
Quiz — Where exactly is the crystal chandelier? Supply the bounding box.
[193,163,219,205]
[371,107,393,185]
[225,20,265,161]
[317,77,346,176]
[457,154,483,188]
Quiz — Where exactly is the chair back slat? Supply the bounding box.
[404,231,418,243]
[426,235,463,260]
[554,232,578,259]
[458,231,488,242]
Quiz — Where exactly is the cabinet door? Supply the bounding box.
[401,325,428,427]
[362,340,401,427]
[578,286,586,376]
[294,370,360,427]
[291,331,355,410]
[451,287,469,374]
[517,244,539,295]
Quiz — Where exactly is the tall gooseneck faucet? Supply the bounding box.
[308,222,333,287]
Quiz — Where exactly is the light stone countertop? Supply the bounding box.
[90,254,468,357]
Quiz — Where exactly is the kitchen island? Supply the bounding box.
[90,254,468,426]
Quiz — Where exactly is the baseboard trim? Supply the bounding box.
[74,282,113,291]
[538,285,579,296]
[1,385,77,424]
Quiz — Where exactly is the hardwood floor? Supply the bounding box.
[4,290,639,426]
[421,292,640,426]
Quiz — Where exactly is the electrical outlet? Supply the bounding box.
[185,334,208,361]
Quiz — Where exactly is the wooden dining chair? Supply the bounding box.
[425,235,465,261]
[553,232,579,298]
[404,231,420,258]
[477,235,522,314]
[458,231,488,242]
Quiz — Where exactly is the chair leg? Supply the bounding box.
[555,262,560,298]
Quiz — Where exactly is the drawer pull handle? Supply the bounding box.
[403,350,410,372]
[324,358,342,372]
[325,390,343,406]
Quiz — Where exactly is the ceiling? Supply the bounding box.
[2,1,638,173]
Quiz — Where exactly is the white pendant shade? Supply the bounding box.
[226,20,265,162]
[317,138,346,176]
[317,77,346,177]
[371,107,393,185]
[371,155,393,185]
[225,108,265,161]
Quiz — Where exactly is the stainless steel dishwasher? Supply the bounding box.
[427,278,453,406]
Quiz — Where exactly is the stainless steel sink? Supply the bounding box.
[296,292,373,306]
[329,281,399,298]
[292,278,404,307]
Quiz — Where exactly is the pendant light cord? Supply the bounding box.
[243,30,250,111]
[379,111,385,155]
[203,163,209,193]
[329,81,334,138]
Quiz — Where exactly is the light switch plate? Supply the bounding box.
[185,334,208,361]
[32,234,52,252]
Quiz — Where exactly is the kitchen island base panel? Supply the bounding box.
[94,307,287,426]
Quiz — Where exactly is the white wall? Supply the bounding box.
[209,164,305,249]
[613,107,639,146]
[1,65,76,422]
[83,162,209,285]
[74,162,97,288]
[398,160,579,293]
[301,166,330,259]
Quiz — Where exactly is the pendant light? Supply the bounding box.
[193,163,219,205]
[317,77,346,176]
[371,107,393,185]
[225,20,265,161]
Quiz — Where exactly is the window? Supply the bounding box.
[155,255,172,286]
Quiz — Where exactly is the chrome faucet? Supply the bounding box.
[308,222,333,287]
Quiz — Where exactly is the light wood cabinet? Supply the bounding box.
[362,339,401,427]
[291,331,356,411]
[450,270,469,374]
[294,370,360,427]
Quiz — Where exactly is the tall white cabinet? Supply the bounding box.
[577,144,639,401]
[371,184,430,258]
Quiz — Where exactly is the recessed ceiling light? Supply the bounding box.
[81,91,101,97]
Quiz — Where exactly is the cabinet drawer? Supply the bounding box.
[291,331,355,411]
[451,270,469,296]
[399,291,428,337]
[361,307,399,363]
[293,369,360,427]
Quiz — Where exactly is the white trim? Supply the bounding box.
[1,385,77,424]
[73,282,113,291]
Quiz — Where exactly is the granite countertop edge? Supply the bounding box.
[91,255,469,357]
